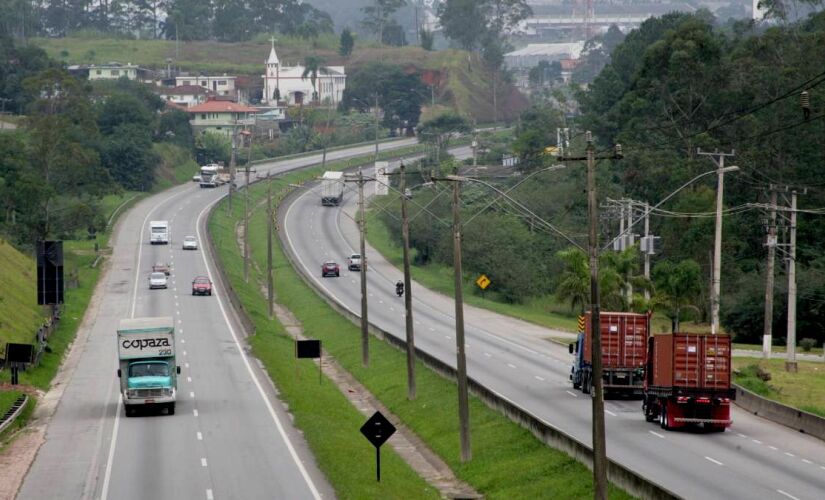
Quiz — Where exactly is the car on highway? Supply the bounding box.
[152,262,171,275]
[182,235,198,250]
[192,174,202,182]
[347,253,362,271]
[192,276,213,296]
[148,272,168,289]
[321,261,340,277]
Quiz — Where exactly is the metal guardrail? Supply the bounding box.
[0,394,29,435]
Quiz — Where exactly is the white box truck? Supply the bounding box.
[321,171,344,206]
[117,317,180,416]
[150,220,169,245]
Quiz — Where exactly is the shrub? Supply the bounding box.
[800,338,817,352]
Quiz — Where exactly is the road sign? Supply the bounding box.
[360,411,396,482]
[296,339,321,359]
[475,274,491,290]
[577,315,586,333]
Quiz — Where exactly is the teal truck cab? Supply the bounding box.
[117,317,180,416]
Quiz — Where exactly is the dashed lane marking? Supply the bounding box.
[605,410,617,417]
[507,363,516,369]
[534,375,545,381]
[206,489,214,500]
[704,456,723,466]
[801,459,812,464]
[201,458,208,467]
[187,377,192,382]
[193,409,199,417]
[483,352,492,358]
[190,392,195,398]
[197,432,203,441]
[565,391,578,397]
[785,452,795,457]
[185,363,189,368]
[777,489,800,500]
[752,439,762,444]
[649,431,665,439]
[769,446,778,450]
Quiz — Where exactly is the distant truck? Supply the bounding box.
[199,164,228,188]
[569,312,649,396]
[117,317,180,416]
[642,333,735,432]
[149,220,169,245]
[320,171,344,206]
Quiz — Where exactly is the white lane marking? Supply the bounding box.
[704,456,723,466]
[176,302,179,307]
[187,376,192,382]
[193,409,199,417]
[196,197,323,500]
[379,300,383,304]
[181,339,185,344]
[190,392,195,398]
[178,319,182,324]
[446,335,452,340]
[201,458,208,467]
[565,391,578,397]
[483,352,492,358]
[820,465,825,471]
[429,327,435,332]
[390,306,394,311]
[737,433,747,438]
[777,489,800,500]
[100,398,123,500]
[802,458,812,464]
[605,410,617,417]
[183,350,187,356]
[649,431,665,439]
[534,375,545,381]
[465,343,470,348]
[206,489,214,500]
[769,446,778,450]
[752,439,762,444]
[174,294,179,299]
[185,362,190,368]
[507,363,516,369]
[197,432,203,441]
[785,452,795,457]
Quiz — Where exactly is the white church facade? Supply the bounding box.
[262,39,346,106]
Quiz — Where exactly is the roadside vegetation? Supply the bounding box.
[733,359,825,418]
[208,151,632,499]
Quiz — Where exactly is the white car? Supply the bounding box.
[149,272,168,289]
[192,174,202,183]
[182,236,198,250]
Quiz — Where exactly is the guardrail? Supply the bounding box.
[0,394,28,435]
[734,384,825,441]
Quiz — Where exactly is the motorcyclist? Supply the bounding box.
[395,280,404,297]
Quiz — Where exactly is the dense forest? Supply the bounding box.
[380,9,825,344]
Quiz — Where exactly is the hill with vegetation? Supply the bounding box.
[0,240,44,359]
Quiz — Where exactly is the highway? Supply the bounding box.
[280,154,825,500]
[18,138,415,500]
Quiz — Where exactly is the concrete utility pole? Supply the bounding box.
[626,199,634,304]
[241,132,255,283]
[228,130,237,211]
[450,169,471,463]
[399,163,417,400]
[358,169,370,367]
[786,190,798,373]
[763,188,777,359]
[643,201,651,302]
[697,148,735,335]
[374,94,380,163]
[267,172,274,319]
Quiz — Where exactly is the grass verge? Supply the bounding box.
[208,154,633,498]
[733,358,825,417]
[733,343,824,356]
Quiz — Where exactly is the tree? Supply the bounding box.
[420,28,434,51]
[301,56,328,103]
[195,132,230,165]
[213,0,251,42]
[511,105,565,170]
[652,259,702,332]
[340,62,426,131]
[158,110,194,150]
[339,28,355,57]
[416,111,471,156]
[361,0,406,42]
[381,19,407,46]
[438,0,531,51]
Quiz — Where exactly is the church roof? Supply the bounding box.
[267,38,279,65]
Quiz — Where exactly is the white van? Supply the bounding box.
[150,221,169,245]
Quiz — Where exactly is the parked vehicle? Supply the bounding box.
[152,262,171,276]
[117,317,180,416]
[348,253,362,271]
[150,220,169,245]
[321,261,340,277]
[569,312,649,396]
[321,171,344,206]
[642,333,735,432]
[149,272,168,289]
[182,236,198,250]
[192,276,213,296]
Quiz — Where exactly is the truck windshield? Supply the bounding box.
[151,227,166,233]
[129,363,169,377]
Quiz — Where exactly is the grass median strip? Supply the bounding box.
[208,156,633,498]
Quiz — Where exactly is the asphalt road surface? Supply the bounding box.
[281,150,825,500]
[18,138,416,500]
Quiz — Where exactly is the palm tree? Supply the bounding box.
[651,259,702,332]
[301,56,328,104]
[555,247,642,313]
[602,246,650,311]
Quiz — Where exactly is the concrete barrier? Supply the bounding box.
[735,384,825,441]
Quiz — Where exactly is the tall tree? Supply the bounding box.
[339,28,355,57]
[361,0,406,43]
[652,259,702,332]
[301,56,327,103]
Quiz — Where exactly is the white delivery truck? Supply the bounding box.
[321,171,344,206]
[117,317,180,416]
[150,220,169,245]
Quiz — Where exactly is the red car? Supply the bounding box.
[192,276,213,296]
[321,261,340,277]
[152,262,171,275]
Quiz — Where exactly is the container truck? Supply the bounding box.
[569,312,649,396]
[320,171,344,206]
[642,333,735,431]
[149,220,169,244]
[117,317,180,416]
[199,164,227,188]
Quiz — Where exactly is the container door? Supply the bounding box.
[601,315,621,368]
[673,334,701,388]
[623,314,648,369]
[701,336,731,389]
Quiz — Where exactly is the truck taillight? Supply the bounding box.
[715,397,730,405]
[696,397,711,404]
[676,396,691,403]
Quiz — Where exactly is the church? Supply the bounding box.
[262,38,346,107]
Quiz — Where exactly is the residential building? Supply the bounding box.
[87,62,154,83]
[176,75,237,98]
[187,98,259,137]
[158,85,213,108]
[262,38,346,106]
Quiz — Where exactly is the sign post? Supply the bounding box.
[360,411,396,482]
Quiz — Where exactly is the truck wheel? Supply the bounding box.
[660,405,669,430]
[125,406,135,417]
[168,403,176,416]
[644,402,657,422]
[582,372,591,394]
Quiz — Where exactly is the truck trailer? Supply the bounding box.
[117,317,180,416]
[642,333,735,431]
[320,171,344,206]
[569,311,649,396]
[149,220,169,244]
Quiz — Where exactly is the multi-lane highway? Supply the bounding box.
[17,139,416,500]
[281,157,825,500]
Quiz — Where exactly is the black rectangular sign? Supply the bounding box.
[5,343,35,363]
[296,339,321,359]
[37,240,64,305]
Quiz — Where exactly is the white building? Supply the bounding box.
[186,98,258,137]
[158,84,213,108]
[88,62,154,83]
[262,38,346,106]
[175,75,236,97]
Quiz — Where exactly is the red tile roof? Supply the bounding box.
[187,100,259,113]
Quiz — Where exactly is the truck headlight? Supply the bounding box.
[162,388,173,397]
[127,389,138,398]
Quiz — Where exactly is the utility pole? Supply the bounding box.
[228,129,237,212]
[786,190,798,373]
[697,148,735,335]
[358,169,370,366]
[374,93,380,163]
[267,172,274,319]
[399,163,417,400]
[643,201,651,302]
[451,168,471,463]
[242,132,255,283]
[763,188,777,359]
[626,199,634,304]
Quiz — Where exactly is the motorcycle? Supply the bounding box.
[395,282,404,297]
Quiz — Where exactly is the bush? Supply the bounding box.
[800,338,817,352]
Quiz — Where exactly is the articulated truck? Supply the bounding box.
[320,171,344,206]
[642,333,735,431]
[199,164,229,188]
[117,317,180,416]
[569,312,649,396]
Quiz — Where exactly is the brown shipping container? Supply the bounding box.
[651,333,731,389]
[584,312,649,369]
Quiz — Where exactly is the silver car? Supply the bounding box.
[182,235,198,250]
[149,272,168,289]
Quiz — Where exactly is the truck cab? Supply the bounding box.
[569,333,589,392]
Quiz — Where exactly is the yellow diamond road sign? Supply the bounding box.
[476,274,491,290]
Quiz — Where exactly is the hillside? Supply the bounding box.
[0,240,45,358]
[33,35,527,123]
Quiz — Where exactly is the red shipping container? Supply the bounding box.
[651,333,731,389]
[583,312,649,369]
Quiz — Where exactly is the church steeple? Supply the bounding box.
[267,36,279,66]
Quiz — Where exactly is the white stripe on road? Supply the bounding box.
[201,458,208,467]
[777,489,800,500]
[565,391,578,397]
[769,446,778,450]
[197,432,203,441]
[704,456,723,466]
[605,410,617,417]
[649,431,665,439]
[785,452,795,457]
[534,375,545,381]
[752,439,762,444]
[507,363,516,369]
[187,376,192,382]
[206,489,214,500]
[190,392,195,398]
[484,352,492,358]
[801,458,812,464]
[193,409,199,417]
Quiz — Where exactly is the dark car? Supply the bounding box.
[192,276,213,296]
[322,261,340,277]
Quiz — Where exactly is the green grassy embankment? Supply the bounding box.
[733,358,825,417]
[208,152,633,498]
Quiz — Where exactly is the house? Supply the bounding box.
[175,75,237,98]
[158,85,213,108]
[261,38,346,106]
[187,98,259,137]
[88,62,154,83]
